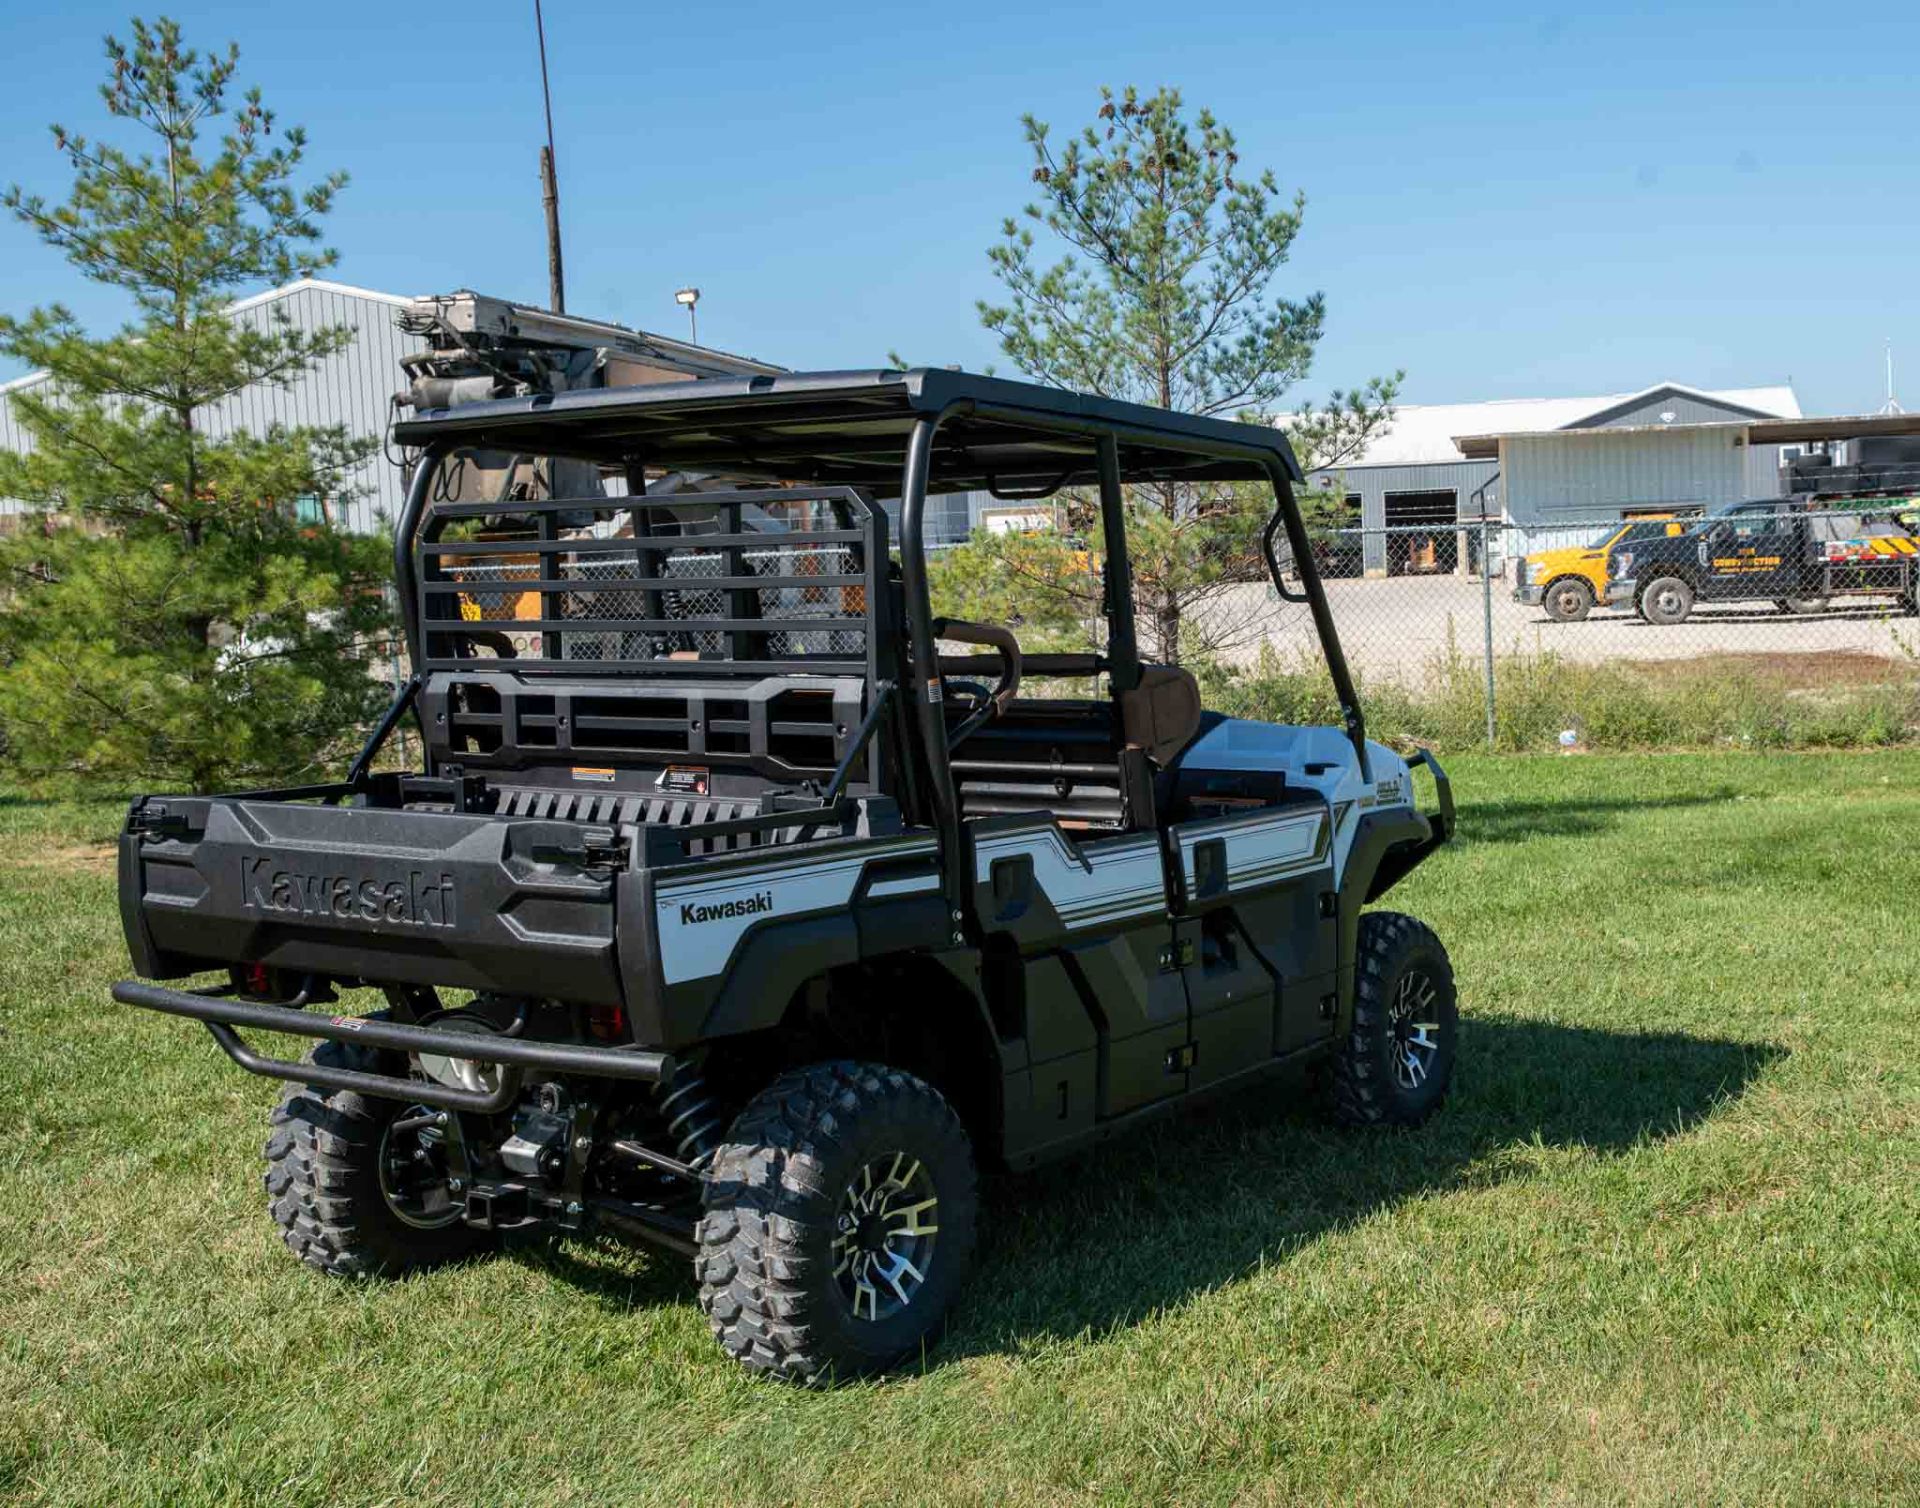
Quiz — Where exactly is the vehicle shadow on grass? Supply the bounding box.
[1453,788,1738,846]
[943,1017,1781,1362]
[514,1018,1780,1359]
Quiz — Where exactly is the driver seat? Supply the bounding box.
[1117,664,1204,768]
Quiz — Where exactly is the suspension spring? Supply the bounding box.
[652,1071,725,1169]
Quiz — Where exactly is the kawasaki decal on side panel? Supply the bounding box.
[653,838,939,985]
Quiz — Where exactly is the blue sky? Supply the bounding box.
[3,1,1916,415]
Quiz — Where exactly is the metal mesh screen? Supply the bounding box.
[418,482,880,676]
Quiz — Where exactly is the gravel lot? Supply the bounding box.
[1199,573,1920,683]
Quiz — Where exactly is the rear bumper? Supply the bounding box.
[111,979,671,1110]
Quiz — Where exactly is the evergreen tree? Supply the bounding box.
[0,17,391,792]
[969,85,1400,663]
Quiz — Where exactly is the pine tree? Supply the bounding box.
[972,85,1400,663]
[0,17,391,792]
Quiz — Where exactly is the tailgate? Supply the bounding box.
[120,797,622,1004]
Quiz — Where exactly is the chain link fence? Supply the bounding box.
[1199,509,1920,748]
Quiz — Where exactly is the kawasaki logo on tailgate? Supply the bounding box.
[679,892,772,926]
[240,858,456,929]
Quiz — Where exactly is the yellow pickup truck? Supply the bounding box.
[1513,515,1691,621]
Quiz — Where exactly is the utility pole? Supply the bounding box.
[1881,340,1902,415]
[534,0,565,313]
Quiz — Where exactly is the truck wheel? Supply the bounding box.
[262,1019,494,1277]
[1640,576,1694,625]
[697,1062,977,1386]
[1775,596,1829,615]
[1542,578,1594,622]
[1323,912,1458,1129]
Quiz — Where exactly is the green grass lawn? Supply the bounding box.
[2,753,1916,1506]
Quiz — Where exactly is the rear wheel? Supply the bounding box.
[696,1062,977,1385]
[263,1018,494,1276]
[1542,578,1594,622]
[1776,596,1829,615]
[1323,912,1458,1128]
[1639,575,1694,625]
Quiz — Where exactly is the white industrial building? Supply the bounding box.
[1306,381,1804,575]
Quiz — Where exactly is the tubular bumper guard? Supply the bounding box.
[111,980,671,1113]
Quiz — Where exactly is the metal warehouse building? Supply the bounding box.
[0,278,996,546]
[2,280,428,535]
[1306,381,1803,576]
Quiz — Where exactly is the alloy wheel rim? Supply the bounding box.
[376,1107,463,1230]
[833,1151,939,1323]
[1388,970,1442,1092]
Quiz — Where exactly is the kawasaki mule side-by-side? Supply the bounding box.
[112,369,1457,1383]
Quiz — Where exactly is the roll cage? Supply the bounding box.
[387,368,1367,900]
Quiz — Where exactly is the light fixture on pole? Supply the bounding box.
[674,287,701,344]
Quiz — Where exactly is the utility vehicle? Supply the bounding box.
[1608,497,1920,624]
[113,370,1457,1384]
[1513,514,1690,622]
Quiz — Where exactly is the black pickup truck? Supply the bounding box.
[1607,498,1920,624]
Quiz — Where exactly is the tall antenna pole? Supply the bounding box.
[534,0,565,313]
[1883,340,1902,415]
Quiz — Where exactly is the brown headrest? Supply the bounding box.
[1118,663,1203,767]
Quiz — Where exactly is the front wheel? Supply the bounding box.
[1323,912,1459,1128]
[1542,578,1594,622]
[697,1062,978,1385]
[1639,575,1694,625]
[1775,596,1830,615]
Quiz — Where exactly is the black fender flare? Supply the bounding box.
[1333,751,1452,1029]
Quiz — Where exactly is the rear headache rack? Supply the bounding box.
[416,485,889,681]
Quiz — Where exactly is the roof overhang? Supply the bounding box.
[390,368,1305,495]
[1454,409,1920,460]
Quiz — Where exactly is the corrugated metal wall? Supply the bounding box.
[1,280,424,534]
[1316,459,1501,573]
[1584,392,1770,429]
[1502,428,1752,519]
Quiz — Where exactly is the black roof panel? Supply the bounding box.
[389,368,1304,494]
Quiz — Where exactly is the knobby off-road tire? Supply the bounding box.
[1542,578,1594,623]
[1639,575,1694,626]
[696,1061,978,1386]
[263,1018,494,1277]
[1323,912,1459,1129]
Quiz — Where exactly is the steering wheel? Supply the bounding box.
[934,617,1023,751]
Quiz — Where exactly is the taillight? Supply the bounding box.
[588,999,628,1041]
